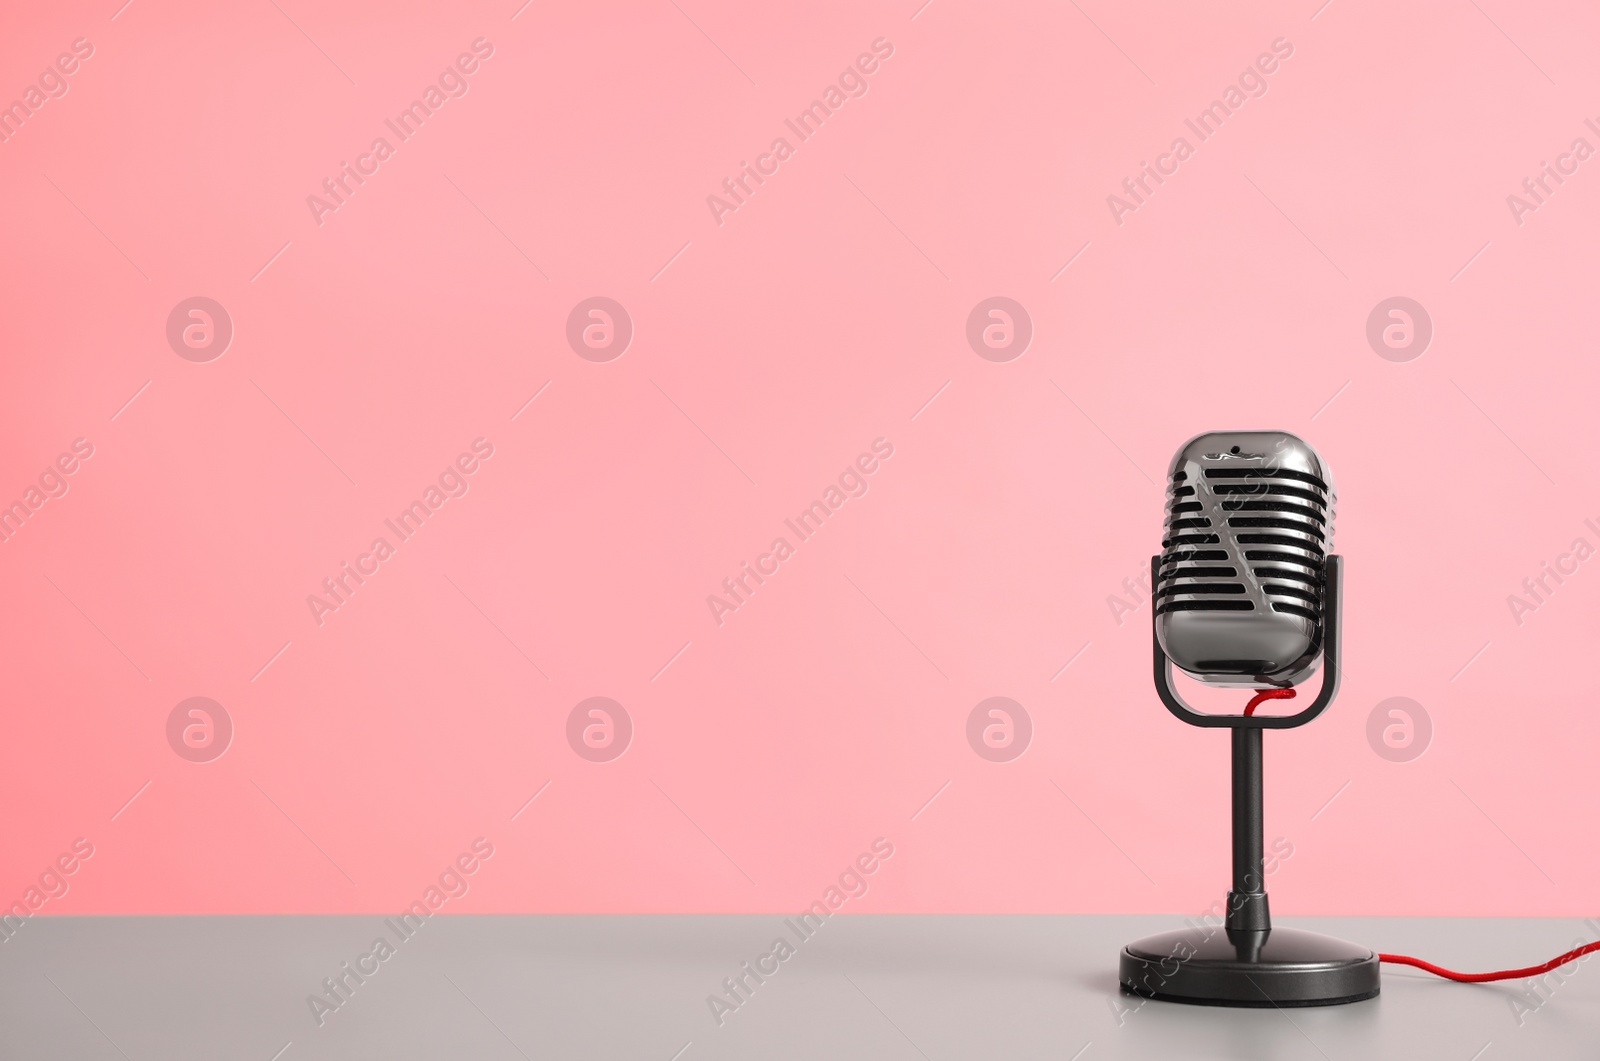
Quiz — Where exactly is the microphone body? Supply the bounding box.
[1155,431,1335,689]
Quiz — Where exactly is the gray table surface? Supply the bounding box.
[1,914,1594,1059]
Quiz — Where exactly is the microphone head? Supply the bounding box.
[1156,431,1335,689]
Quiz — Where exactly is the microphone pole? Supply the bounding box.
[1229,723,1268,937]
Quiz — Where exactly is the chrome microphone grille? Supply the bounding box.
[1155,431,1335,688]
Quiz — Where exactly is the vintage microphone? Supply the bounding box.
[1119,430,1381,1006]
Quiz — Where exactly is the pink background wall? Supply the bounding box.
[2,0,1597,918]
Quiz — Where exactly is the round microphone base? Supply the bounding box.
[1120,926,1379,1007]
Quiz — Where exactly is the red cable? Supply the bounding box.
[1239,687,1599,983]
[1378,942,1600,982]
[1243,687,1296,715]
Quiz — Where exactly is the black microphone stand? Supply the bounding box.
[1119,554,1380,1006]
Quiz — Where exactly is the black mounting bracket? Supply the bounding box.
[1149,554,1343,730]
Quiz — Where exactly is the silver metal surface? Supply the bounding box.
[1156,431,1335,688]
